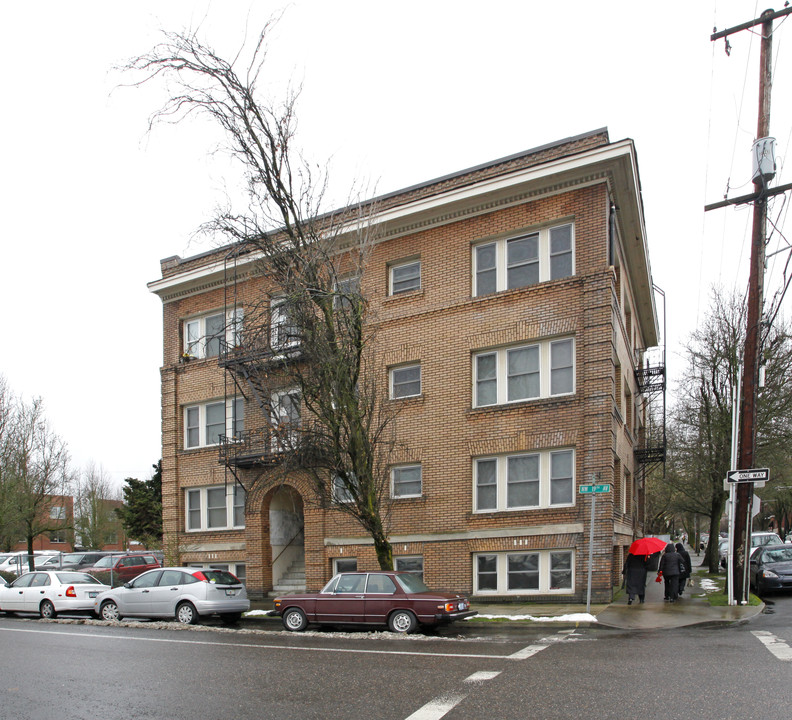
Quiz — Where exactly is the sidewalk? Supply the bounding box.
[244,560,763,632]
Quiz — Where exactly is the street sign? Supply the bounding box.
[726,468,770,483]
[579,484,611,494]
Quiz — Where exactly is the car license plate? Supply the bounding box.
[225,589,236,596]
[88,592,98,598]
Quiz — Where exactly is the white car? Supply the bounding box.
[0,571,110,618]
[94,567,250,625]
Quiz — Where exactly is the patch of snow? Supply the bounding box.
[468,613,596,623]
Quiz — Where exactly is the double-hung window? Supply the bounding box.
[270,298,299,351]
[391,464,422,498]
[185,484,246,531]
[184,308,243,359]
[271,388,301,449]
[389,259,421,295]
[184,398,244,448]
[390,364,421,399]
[333,474,355,504]
[474,550,574,594]
[473,222,574,296]
[474,338,574,407]
[474,449,575,512]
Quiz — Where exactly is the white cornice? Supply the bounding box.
[324,523,585,546]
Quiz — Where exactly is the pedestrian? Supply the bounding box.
[676,542,692,597]
[622,552,650,605]
[657,542,684,602]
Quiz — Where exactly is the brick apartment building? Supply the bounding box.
[149,128,663,602]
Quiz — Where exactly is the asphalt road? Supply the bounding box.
[2,597,791,720]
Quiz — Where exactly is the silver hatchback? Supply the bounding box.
[94,567,249,625]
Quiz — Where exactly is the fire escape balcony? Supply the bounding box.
[218,430,289,469]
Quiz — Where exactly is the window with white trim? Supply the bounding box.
[333,558,358,574]
[474,449,575,512]
[333,474,355,503]
[184,308,243,359]
[185,484,246,531]
[271,388,301,449]
[184,398,244,448]
[270,298,299,351]
[49,506,66,520]
[389,259,421,295]
[390,364,421,399]
[391,464,422,498]
[474,338,574,407]
[473,223,574,296]
[395,556,424,582]
[474,550,574,594]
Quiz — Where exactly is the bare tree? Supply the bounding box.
[6,396,71,570]
[661,288,792,572]
[74,462,122,550]
[126,23,401,569]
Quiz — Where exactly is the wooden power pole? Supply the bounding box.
[709,7,792,603]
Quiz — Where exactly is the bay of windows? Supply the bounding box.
[185,484,245,531]
[474,449,575,512]
[474,338,574,407]
[185,398,244,448]
[184,308,243,359]
[473,222,574,296]
[475,550,573,594]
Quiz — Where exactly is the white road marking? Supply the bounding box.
[0,626,519,661]
[752,630,792,661]
[508,643,549,660]
[404,693,467,720]
[464,671,501,683]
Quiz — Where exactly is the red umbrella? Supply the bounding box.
[629,537,668,556]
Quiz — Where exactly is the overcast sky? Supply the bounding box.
[1,1,791,490]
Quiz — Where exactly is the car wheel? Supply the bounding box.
[176,601,199,625]
[388,609,417,634]
[282,607,308,632]
[220,612,242,625]
[100,600,121,621]
[39,599,57,619]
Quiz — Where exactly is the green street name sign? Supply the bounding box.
[579,483,611,494]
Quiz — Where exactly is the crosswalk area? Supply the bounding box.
[752,630,792,660]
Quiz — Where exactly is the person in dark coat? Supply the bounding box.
[658,542,684,602]
[675,542,693,597]
[622,553,650,604]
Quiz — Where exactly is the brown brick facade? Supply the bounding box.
[150,130,658,603]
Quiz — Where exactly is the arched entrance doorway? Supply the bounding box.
[269,485,305,593]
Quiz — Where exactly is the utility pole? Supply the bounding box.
[709,7,792,603]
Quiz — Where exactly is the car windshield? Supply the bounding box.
[752,534,782,547]
[763,548,792,563]
[61,553,85,563]
[91,556,115,568]
[54,572,102,585]
[200,570,240,585]
[394,573,431,594]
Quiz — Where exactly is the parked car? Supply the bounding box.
[94,567,250,625]
[0,552,56,575]
[719,538,729,568]
[271,571,476,634]
[749,545,792,594]
[751,531,783,552]
[85,553,161,583]
[0,571,109,618]
[45,551,113,572]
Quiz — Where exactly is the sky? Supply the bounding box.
[1,1,791,490]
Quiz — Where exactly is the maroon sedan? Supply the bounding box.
[272,571,476,633]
